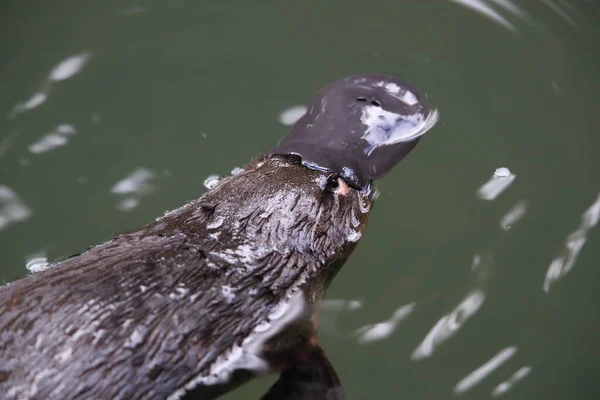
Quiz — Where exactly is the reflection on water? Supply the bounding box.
[476,169,516,201]
[28,124,77,154]
[111,167,157,212]
[492,366,532,397]
[0,186,32,230]
[354,303,416,344]
[0,131,18,158]
[454,346,518,394]
[448,0,521,31]
[320,298,362,336]
[499,200,527,231]
[10,53,92,118]
[542,0,577,27]
[544,192,600,292]
[412,290,485,360]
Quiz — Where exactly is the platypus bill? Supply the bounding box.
[0,74,438,400]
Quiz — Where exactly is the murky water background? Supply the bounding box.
[1,1,599,399]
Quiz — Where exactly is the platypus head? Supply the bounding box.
[202,74,438,289]
[271,74,439,190]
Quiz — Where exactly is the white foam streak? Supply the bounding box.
[412,290,485,360]
[454,346,518,394]
[543,192,600,292]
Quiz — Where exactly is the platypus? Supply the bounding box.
[0,74,438,400]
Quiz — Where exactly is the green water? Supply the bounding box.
[1,1,599,399]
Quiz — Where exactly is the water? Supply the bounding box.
[1,1,599,399]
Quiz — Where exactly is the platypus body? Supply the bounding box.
[0,75,438,400]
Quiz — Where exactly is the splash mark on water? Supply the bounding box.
[278,105,307,126]
[354,303,416,344]
[412,290,485,360]
[454,346,518,394]
[111,167,157,212]
[492,365,532,397]
[0,185,33,230]
[543,191,600,292]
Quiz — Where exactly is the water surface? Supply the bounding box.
[1,1,599,399]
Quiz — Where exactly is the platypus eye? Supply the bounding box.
[326,174,350,196]
[326,174,339,189]
[370,99,382,107]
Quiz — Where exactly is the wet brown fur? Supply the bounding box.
[0,154,372,400]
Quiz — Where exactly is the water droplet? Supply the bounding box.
[231,167,244,175]
[25,253,49,273]
[203,175,220,190]
[494,167,511,177]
